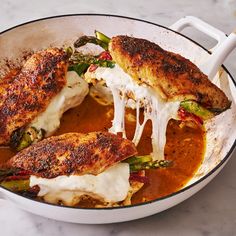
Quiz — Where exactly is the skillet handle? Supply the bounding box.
[170,16,236,80]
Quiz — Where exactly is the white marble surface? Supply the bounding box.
[0,0,236,235]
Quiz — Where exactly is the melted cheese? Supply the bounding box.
[30,71,89,136]
[30,163,130,206]
[85,65,180,160]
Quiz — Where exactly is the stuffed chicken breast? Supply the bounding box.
[6,131,147,207]
[0,48,89,150]
[109,36,231,112]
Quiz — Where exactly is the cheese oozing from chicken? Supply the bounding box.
[30,71,89,136]
[30,163,130,206]
[85,65,180,160]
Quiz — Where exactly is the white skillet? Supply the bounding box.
[0,14,235,224]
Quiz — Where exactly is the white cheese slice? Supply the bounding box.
[85,65,180,160]
[30,71,89,136]
[30,163,130,205]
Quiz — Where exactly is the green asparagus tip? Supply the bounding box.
[74,31,110,50]
[94,30,111,44]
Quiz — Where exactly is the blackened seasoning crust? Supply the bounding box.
[8,132,137,178]
[0,48,68,145]
[109,36,231,112]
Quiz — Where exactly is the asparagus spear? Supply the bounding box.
[125,155,152,165]
[129,160,172,172]
[74,35,109,50]
[68,50,114,76]
[74,31,111,50]
[0,167,31,192]
[124,155,172,172]
[0,179,30,192]
[180,100,214,120]
[10,127,45,151]
[69,31,114,76]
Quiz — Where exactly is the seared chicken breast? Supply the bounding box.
[8,131,137,178]
[84,34,231,160]
[0,48,68,145]
[109,35,231,113]
[7,131,141,206]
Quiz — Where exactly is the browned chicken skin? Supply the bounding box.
[8,132,137,178]
[109,36,231,112]
[0,48,68,145]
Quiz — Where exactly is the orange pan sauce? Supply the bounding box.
[0,95,205,205]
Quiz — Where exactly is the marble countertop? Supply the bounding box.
[0,0,236,235]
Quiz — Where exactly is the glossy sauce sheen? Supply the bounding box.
[0,95,204,204]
